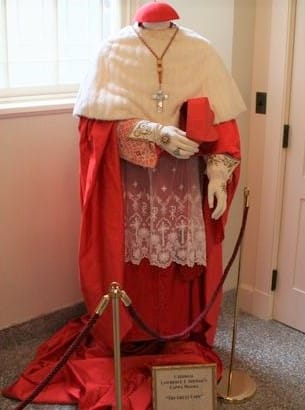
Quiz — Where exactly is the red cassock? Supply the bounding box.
[76,103,240,348]
[3,109,240,408]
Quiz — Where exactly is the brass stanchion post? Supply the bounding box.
[217,188,256,402]
[110,282,123,410]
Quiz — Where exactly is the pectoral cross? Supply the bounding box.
[152,90,168,112]
[133,25,179,113]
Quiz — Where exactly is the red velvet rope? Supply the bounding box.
[126,203,249,340]
[14,313,100,410]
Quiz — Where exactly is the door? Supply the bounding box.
[273,0,305,332]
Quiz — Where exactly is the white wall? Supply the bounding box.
[225,0,256,290]
[0,1,255,329]
[0,112,82,329]
[168,0,235,68]
[160,0,255,290]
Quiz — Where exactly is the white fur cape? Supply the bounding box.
[73,24,246,125]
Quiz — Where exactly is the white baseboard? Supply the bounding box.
[239,285,274,320]
[239,284,253,313]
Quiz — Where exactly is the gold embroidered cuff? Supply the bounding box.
[129,120,166,146]
[206,154,240,181]
[132,120,156,141]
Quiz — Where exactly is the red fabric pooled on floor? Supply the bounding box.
[3,315,222,409]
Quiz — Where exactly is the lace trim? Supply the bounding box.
[117,120,158,168]
[117,118,138,137]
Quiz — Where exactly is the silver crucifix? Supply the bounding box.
[152,89,168,112]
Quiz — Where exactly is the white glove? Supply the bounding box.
[156,124,199,158]
[206,154,239,220]
[129,120,199,159]
[208,178,227,220]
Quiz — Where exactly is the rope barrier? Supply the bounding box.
[125,202,249,340]
[15,312,100,410]
[14,192,249,409]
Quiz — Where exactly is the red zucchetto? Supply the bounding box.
[133,1,180,23]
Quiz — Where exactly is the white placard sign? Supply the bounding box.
[152,364,217,410]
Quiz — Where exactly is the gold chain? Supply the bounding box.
[133,24,179,87]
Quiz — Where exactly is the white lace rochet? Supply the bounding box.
[122,155,207,268]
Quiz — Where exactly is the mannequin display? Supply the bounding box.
[3,2,245,409]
